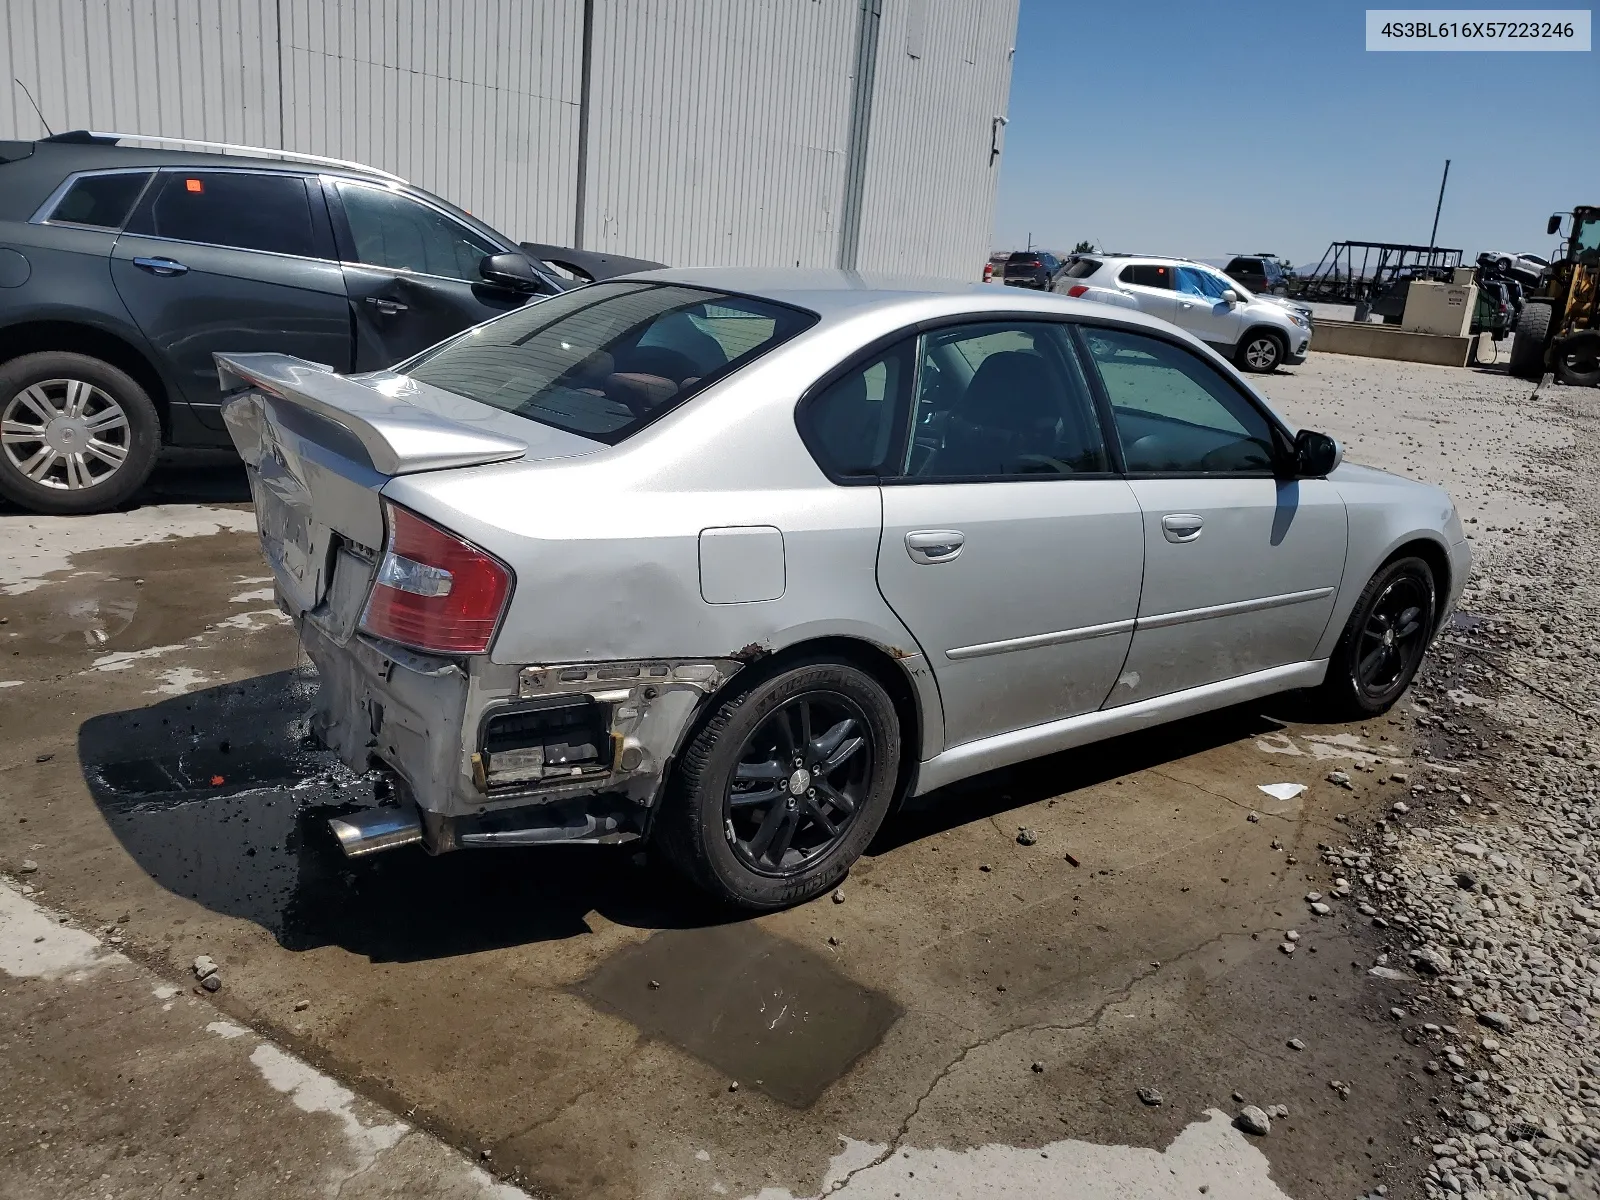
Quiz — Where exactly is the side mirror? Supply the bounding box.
[1221,288,1240,305]
[1547,214,1563,237]
[479,252,542,292]
[1294,428,1341,477]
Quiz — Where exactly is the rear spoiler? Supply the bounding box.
[214,352,527,475]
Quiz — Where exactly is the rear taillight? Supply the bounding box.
[1026,260,1041,268]
[360,502,512,655]
[1066,284,1089,298]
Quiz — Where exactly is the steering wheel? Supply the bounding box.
[1012,453,1075,475]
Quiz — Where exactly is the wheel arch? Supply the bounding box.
[0,319,172,436]
[1383,535,1453,628]
[1239,323,1289,351]
[659,635,932,828]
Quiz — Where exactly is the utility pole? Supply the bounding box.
[1428,159,1451,254]
[1026,231,1033,251]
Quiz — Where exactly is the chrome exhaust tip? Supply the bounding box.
[328,807,424,858]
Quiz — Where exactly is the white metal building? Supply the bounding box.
[1,0,1018,277]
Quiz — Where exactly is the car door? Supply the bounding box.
[109,168,351,415]
[1075,324,1347,705]
[1116,262,1181,322]
[1173,266,1246,351]
[326,178,534,371]
[869,320,1145,748]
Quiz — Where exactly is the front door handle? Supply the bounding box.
[365,296,408,315]
[905,530,965,564]
[1161,514,1204,543]
[132,256,188,276]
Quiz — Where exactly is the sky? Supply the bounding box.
[993,0,1600,266]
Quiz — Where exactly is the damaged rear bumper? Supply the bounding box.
[298,617,743,855]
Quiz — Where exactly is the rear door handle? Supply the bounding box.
[905,530,965,564]
[1161,514,1204,543]
[132,256,188,276]
[365,296,408,315]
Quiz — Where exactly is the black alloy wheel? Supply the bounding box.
[724,691,873,876]
[1313,555,1437,718]
[658,659,901,910]
[1354,573,1431,702]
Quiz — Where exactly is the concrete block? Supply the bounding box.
[1310,320,1472,367]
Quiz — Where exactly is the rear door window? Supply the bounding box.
[130,171,317,257]
[1120,263,1173,289]
[404,281,816,444]
[902,321,1109,479]
[46,172,152,229]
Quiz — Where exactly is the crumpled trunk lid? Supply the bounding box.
[215,352,593,625]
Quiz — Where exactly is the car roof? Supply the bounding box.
[1086,254,1219,271]
[616,266,1201,336]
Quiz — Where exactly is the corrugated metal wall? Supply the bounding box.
[2,0,1015,277]
[0,0,281,146]
[580,0,857,269]
[856,0,1017,276]
[278,0,582,246]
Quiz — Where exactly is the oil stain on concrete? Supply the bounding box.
[576,923,901,1108]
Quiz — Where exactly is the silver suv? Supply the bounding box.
[1055,255,1311,373]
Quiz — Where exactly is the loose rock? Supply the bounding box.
[1016,827,1037,846]
[1234,1106,1271,1136]
[1136,1086,1163,1106]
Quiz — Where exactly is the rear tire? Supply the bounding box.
[1310,556,1436,720]
[0,351,160,515]
[1236,330,1284,373]
[1555,337,1600,388]
[657,659,901,910]
[1508,301,1552,381]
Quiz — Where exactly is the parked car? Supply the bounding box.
[1002,250,1066,289]
[1223,254,1292,296]
[217,270,1469,909]
[0,131,625,515]
[1481,250,1549,287]
[1056,254,1312,372]
[983,252,1009,283]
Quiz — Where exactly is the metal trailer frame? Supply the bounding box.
[1293,241,1463,312]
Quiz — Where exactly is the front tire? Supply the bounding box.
[1508,301,1552,381]
[1236,330,1285,373]
[1312,556,1436,720]
[0,352,161,515]
[658,659,901,910]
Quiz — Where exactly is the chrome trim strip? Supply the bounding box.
[946,617,1135,662]
[1136,586,1334,632]
[913,659,1329,795]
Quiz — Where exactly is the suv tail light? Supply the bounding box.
[361,502,512,655]
[1066,284,1089,298]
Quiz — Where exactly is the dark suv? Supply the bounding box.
[1222,255,1291,296]
[1001,250,1066,290]
[0,132,581,514]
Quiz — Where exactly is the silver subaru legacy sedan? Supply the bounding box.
[216,269,1469,910]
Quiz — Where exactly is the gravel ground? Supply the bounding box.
[1269,367,1600,1200]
